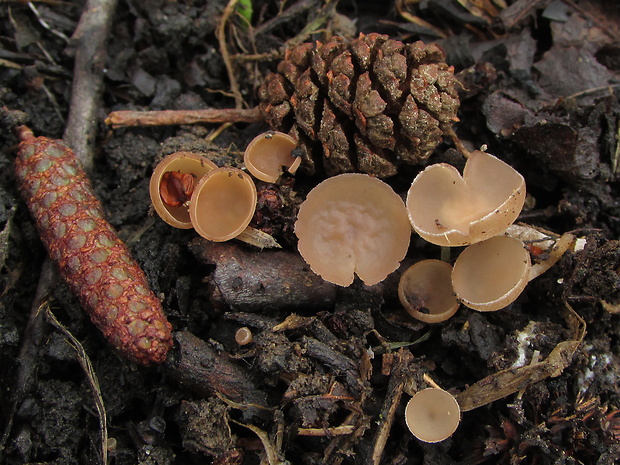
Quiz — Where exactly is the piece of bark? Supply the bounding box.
[189,239,337,312]
[301,336,365,396]
[164,331,269,409]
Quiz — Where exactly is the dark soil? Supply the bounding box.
[1,1,620,464]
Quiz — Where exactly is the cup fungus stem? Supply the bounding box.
[444,126,472,159]
[422,373,444,391]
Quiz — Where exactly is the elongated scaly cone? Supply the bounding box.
[14,126,173,365]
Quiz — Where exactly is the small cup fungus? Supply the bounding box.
[235,327,254,346]
[405,388,461,443]
[150,152,217,228]
[452,235,531,312]
[295,174,411,287]
[244,131,301,183]
[398,259,459,323]
[189,167,257,242]
[406,151,525,247]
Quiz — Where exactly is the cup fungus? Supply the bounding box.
[235,327,254,346]
[452,235,531,312]
[405,388,461,443]
[189,167,257,242]
[406,150,526,247]
[398,259,459,323]
[150,152,217,228]
[244,131,301,183]
[295,174,411,287]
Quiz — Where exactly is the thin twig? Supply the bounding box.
[63,0,119,173]
[216,0,244,109]
[0,258,55,462]
[105,107,263,128]
[43,302,108,465]
[254,0,317,36]
[297,425,356,436]
[370,349,414,465]
[27,2,70,42]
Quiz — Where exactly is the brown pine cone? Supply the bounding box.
[258,33,460,178]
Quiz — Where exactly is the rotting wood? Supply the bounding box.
[189,239,337,312]
[164,331,270,410]
[302,336,367,396]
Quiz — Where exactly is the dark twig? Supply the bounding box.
[0,259,55,462]
[254,0,318,37]
[63,0,119,173]
[369,349,414,465]
[495,0,551,32]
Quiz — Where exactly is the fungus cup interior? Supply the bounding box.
[398,259,459,323]
[452,234,531,312]
[405,388,461,443]
[295,174,411,287]
[235,327,253,346]
[150,152,217,229]
[189,167,257,242]
[406,150,525,246]
[244,131,301,183]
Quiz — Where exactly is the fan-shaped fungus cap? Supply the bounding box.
[452,235,531,312]
[295,174,411,287]
[398,259,459,323]
[150,152,217,229]
[244,131,301,183]
[405,388,461,443]
[189,167,257,242]
[406,151,526,247]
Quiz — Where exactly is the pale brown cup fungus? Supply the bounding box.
[405,388,461,443]
[295,174,411,287]
[150,152,217,228]
[189,167,257,242]
[398,259,459,323]
[235,327,254,346]
[452,235,531,312]
[406,150,526,247]
[244,131,301,183]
